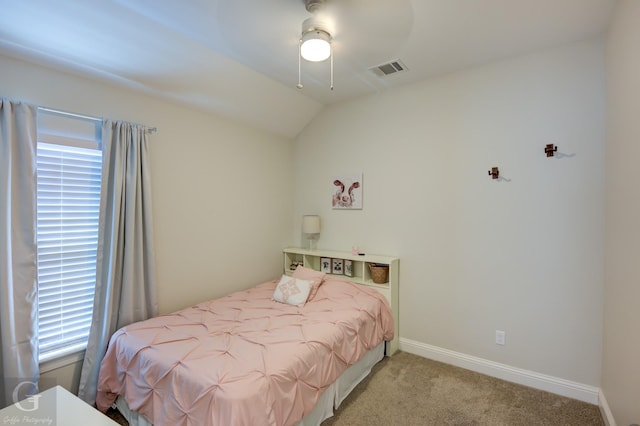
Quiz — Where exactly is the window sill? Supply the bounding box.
[39,349,85,374]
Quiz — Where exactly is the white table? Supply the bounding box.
[0,385,118,425]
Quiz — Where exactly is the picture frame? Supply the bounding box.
[332,173,363,210]
[331,258,344,275]
[344,259,353,277]
[320,257,331,274]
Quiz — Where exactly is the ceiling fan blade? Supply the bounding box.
[324,0,413,65]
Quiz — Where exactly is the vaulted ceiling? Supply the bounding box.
[0,0,616,138]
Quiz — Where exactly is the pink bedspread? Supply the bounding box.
[96,277,394,426]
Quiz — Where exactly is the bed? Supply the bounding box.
[96,272,395,426]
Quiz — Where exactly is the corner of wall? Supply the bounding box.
[598,389,617,426]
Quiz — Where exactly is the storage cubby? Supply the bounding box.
[283,247,399,355]
[284,251,304,272]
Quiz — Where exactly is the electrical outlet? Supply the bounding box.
[495,330,506,345]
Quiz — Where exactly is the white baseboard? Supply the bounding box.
[598,389,617,426]
[399,337,600,405]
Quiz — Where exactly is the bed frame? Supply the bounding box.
[101,250,400,425]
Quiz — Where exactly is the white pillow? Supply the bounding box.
[272,275,313,307]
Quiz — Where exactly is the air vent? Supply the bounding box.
[370,60,408,77]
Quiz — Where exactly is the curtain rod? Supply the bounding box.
[37,106,157,134]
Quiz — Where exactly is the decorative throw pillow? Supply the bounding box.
[292,266,326,301]
[272,275,313,307]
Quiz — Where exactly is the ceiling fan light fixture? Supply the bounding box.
[300,29,331,62]
[296,3,334,90]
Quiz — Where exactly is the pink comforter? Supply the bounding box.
[96,278,394,426]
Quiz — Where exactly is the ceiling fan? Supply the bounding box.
[295,0,413,91]
[297,0,335,90]
[111,0,413,97]
[299,0,333,63]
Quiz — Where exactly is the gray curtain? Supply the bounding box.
[0,99,39,408]
[78,120,158,404]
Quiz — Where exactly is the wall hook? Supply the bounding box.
[488,167,500,179]
[545,144,558,157]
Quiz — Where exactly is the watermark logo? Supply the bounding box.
[11,382,40,413]
[2,379,55,425]
[2,416,53,425]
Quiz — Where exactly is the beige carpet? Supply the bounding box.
[106,351,604,425]
[322,351,603,426]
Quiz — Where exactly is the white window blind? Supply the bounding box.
[36,138,102,362]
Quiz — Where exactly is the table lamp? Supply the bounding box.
[302,215,320,250]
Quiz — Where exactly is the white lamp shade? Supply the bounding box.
[302,215,321,234]
[301,30,331,62]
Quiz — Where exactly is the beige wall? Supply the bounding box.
[293,40,606,387]
[603,1,640,424]
[1,54,294,391]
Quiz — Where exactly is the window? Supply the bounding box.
[36,132,102,362]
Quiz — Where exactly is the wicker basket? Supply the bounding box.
[369,264,389,284]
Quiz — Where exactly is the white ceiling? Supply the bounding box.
[0,0,616,139]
